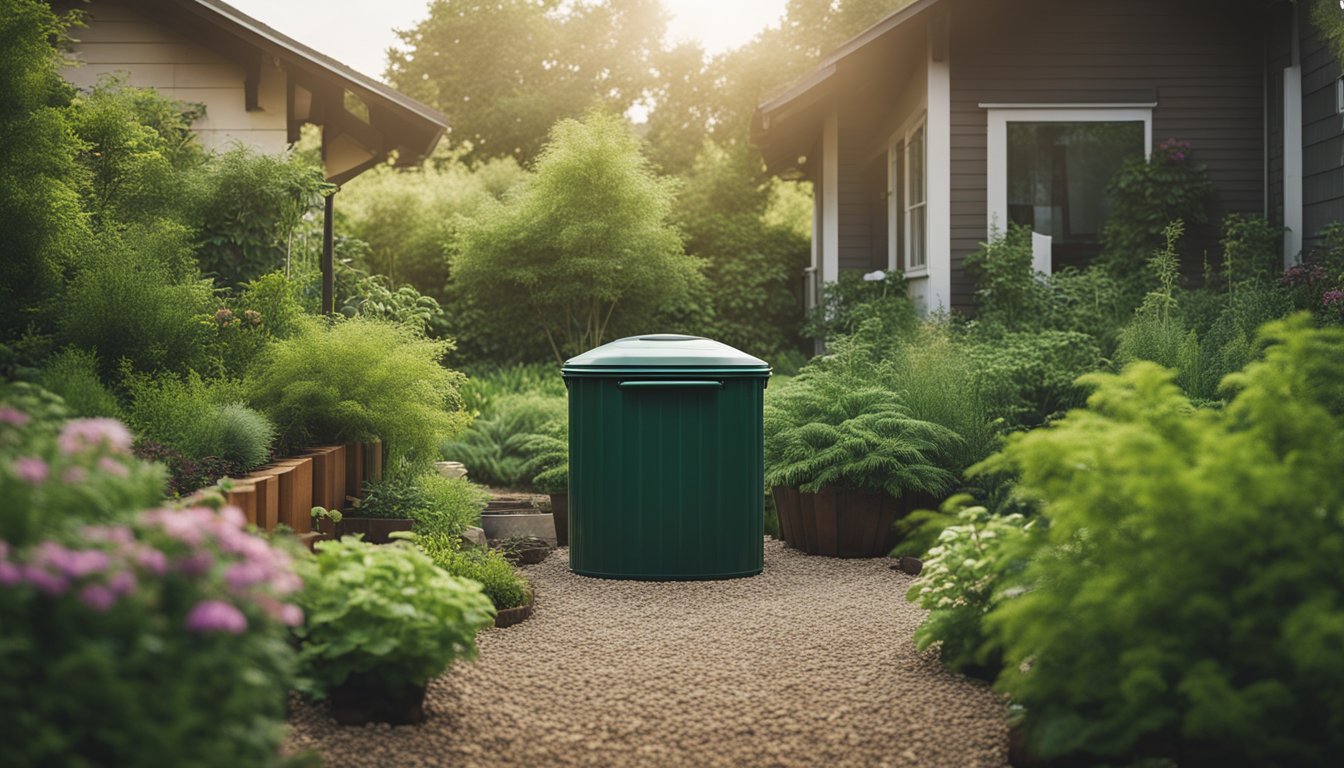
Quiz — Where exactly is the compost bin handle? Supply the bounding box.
[618,380,724,390]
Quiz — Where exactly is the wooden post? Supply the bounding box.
[321,190,335,315]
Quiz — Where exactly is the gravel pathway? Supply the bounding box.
[286,540,1009,767]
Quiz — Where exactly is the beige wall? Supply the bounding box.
[61,1,289,154]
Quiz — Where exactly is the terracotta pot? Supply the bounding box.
[334,516,415,544]
[549,492,569,546]
[771,486,909,558]
[328,674,427,725]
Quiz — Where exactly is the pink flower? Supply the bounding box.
[31,542,109,579]
[132,546,167,575]
[11,457,47,485]
[96,456,129,478]
[22,565,68,596]
[106,569,137,597]
[62,466,88,484]
[58,419,133,456]
[224,561,269,593]
[0,561,21,587]
[172,550,214,577]
[0,407,29,427]
[79,583,117,612]
[185,600,247,634]
[278,603,304,627]
[1323,289,1344,307]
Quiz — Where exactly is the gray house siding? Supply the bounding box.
[947,0,1265,312]
[1301,18,1344,251]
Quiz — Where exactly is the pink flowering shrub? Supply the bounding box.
[0,503,306,767]
[0,403,307,767]
[1,406,166,547]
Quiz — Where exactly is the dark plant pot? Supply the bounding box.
[898,556,923,576]
[771,485,911,558]
[502,539,551,565]
[334,517,415,544]
[493,590,535,628]
[328,674,427,725]
[298,531,334,553]
[549,492,569,546]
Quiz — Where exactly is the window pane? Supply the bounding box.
[910,206,926,269]
[1006,121,1142,264]
[908,126,925,205]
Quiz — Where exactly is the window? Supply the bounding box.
[889,118,928,274]
[986,106,1152,272]
[906,124,927,270]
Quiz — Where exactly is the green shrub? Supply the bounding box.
[417,535,531,610]
[338,272,446,337]
[248,316,470,473]
[460,363,567,415]
[417,474,488,538]
[763,367,959,497]
[68,77,204,226]
[353,474,486,539]
[1043,266,1137,356]
[453,112,703,362]
[673,144,809,358]
[38,348,122,419]
[1101,138,1211,272]
[212,402,275,471]
[192,148,327,288]
[60,225,217,378]
[125,372,272,484]
[802,270,915,345]
[1117,221,1203,395]
[965,329,1103,430]
[294,538,495,698]
[1218,213,1283,288]
[965,224,1051,330]
[907,495,1035,679]
[972,315,1344,765]
[336,155,525,299]
[441,392,567,488]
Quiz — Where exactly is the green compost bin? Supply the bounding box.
[562,334,771,580]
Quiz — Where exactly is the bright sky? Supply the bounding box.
[224,0,790,82]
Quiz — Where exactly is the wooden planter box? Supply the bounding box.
[772,486,906,558]
[231,473,280,531]
[302,445,346,512]
[493,590,535,629]
[249,457,314,533]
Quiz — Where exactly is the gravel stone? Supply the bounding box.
[285,539,1009,767]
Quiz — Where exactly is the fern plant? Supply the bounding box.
[763,370,959,498]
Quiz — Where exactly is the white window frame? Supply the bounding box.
[984,104,1154,266]
[888,113,929,277]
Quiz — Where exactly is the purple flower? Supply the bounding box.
[224,561,269,593]
[79,583,117,612]
[0,407,29,427]
[172,550,215,577]
[22,565,68,596]
[132,546,167,575]
[0,561,21,587]
[58,419,133,456]
[11,457,48,485]
[1323,289,1344,307]
[106,569,137,597]
[31,543,110,579]
[185,600,247,635]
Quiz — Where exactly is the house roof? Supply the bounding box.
[121,0,450,181]
[751,0,944,172]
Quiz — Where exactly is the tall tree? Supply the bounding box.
[386,0,666,165]
[0,0,91,340]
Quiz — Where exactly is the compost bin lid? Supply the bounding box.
[561,334,771,376]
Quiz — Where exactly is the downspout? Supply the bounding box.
[1284,4,1304,265]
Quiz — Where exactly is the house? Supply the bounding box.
[54,0,451,310]
[752,0,1342,315]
